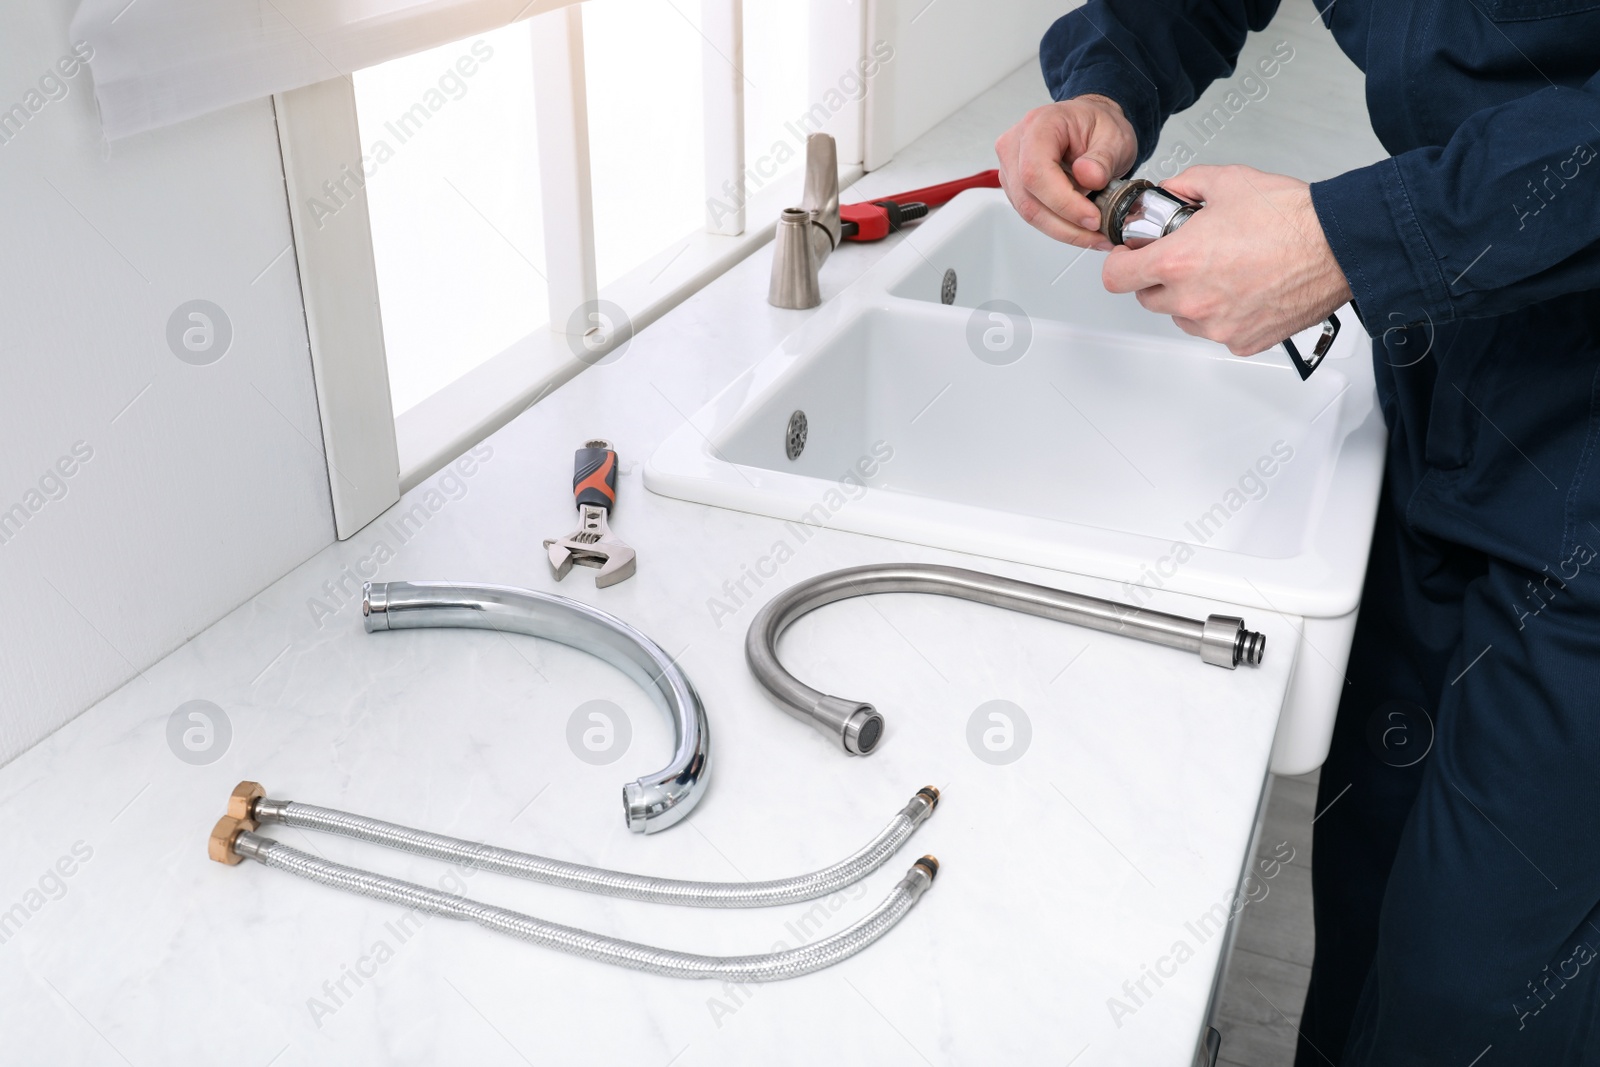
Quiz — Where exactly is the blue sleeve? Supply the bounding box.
[1039,0,1283,170]
[1312,70,1600,332]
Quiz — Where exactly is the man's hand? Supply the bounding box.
[1101,165,1352,356]
[995,95,1137,250]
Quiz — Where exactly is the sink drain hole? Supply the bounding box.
[940,269,958,305]
[785,410,808,460]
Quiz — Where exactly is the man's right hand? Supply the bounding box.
[995,94,1138,250]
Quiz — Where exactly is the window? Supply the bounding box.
[356,0,848,435]
[582,0,706,288]
[743,0,815,197]
[354,22,547,417]
[81,0,1026,537]
[280,0,864,534]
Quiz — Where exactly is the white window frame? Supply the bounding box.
[274,0,873,536]
[274,78,402,540]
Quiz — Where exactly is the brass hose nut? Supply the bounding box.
[208,814,255,866]
[227,781,265,821]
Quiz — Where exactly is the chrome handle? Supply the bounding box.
[799,132,840,248]
[1282,312,1341,380]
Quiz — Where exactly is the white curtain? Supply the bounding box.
[71,0,576,139]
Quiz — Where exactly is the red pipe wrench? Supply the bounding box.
[839,169,1001,243]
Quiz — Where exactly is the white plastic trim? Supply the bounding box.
[73,0,580,140]
[273,80,401,540]
[702,0,746,236]
[530,5,600,338]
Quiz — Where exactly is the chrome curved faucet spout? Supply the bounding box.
[364,581,710,832]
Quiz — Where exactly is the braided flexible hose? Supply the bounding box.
[234,832,938,982]
[253,787,938,908]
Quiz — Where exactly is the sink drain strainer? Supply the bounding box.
[785,410,808,460]
[940,269,957,305]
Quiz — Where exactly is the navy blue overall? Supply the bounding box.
[1041,1,1600,1062]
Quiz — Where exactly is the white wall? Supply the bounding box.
[866,0,1068,167]
[0,2,335,762]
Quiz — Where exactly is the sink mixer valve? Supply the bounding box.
[1090,177,1341,381]
[1092,176,1199,249]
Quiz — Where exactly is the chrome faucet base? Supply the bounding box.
[769,134,842,309]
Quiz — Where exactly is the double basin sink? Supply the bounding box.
[646,190,1385,773]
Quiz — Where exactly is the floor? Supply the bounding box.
[1217,771,1321,1067]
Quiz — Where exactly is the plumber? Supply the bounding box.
[996,3,1600,1063]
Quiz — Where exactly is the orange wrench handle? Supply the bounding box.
[573,444,618,510]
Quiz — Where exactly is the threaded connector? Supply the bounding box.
[1201,614,1266,669]
[227,781,264,822]
[898,855,940,898]
[211,782,267,865]
[208,815,254,865]
[902,786,942,825]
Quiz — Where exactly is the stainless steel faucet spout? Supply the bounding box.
[746,563,1266,755]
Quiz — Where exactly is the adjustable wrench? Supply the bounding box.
[544,440,636,588]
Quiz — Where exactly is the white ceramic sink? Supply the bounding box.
[646,190,1386,774]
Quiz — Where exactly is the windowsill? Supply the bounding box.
[395,163,866,492]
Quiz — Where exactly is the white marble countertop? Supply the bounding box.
[0,33,1384,1063]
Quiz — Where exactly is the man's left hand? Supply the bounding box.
[1100,165,1352,356]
